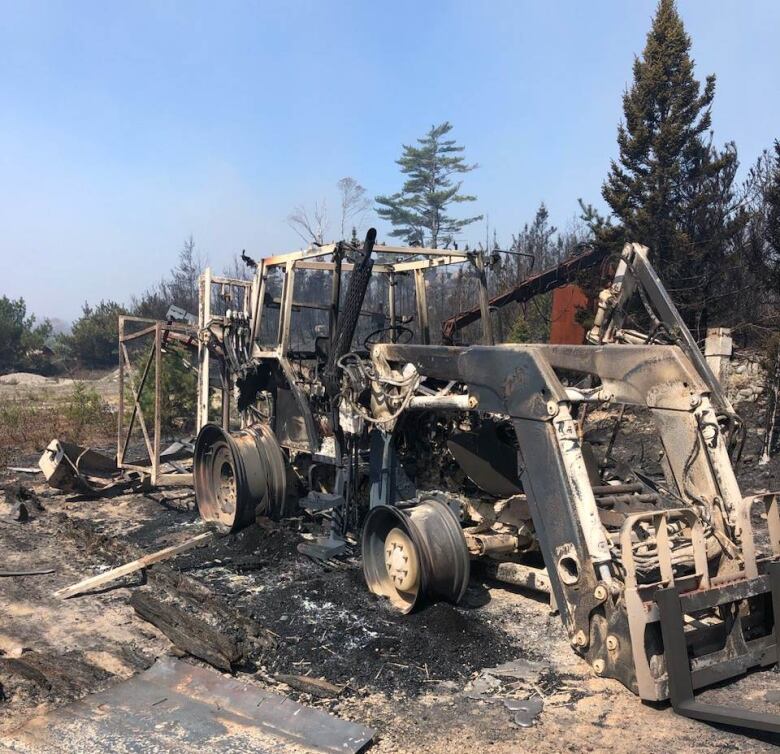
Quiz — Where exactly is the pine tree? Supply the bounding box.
[376,122,482,248]
[500,204,570,343]
[597,0,743,334]
[741,141,780,298]
[765,141,780,286]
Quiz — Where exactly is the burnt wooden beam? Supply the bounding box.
[129,591,242,672]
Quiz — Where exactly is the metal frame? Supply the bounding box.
[655,562,780,733]
[117,316,197,486]
[247,242,477,348]
[196,241,489,447]
[193,235,780,727]
[588,243,737,421]
[197,272,253,432]
[371,341,780,703]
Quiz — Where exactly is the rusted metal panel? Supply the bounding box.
[3,656,374,753]
[549,284,591,345]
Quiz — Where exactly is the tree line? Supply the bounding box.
[1,0,778,376]
[0,237,206,373]
[288,1,780,349]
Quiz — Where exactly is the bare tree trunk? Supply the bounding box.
[760,350,780,465]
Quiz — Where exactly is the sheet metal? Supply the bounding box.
[549,284,590,345]
[2,656,373,753]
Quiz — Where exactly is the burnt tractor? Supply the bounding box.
[193,230,780,733]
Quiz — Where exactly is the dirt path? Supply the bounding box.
[0,371,119,407]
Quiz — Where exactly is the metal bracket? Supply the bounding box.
[298,533,348,561]
[300,491,346,512]
[655,560,780,734]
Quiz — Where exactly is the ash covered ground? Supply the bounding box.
[1,399,779,753]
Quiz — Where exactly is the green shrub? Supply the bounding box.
[0,382,115,462]
[64,300,126,368]
[507,293,552,343]
[64,382,114,441]
[0,295,52,373]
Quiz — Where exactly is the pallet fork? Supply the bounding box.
[656,561,780,733]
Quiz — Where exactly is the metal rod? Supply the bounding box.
[388,272,397,341]
[197,268,212,430]
[591,483,645,495]
[153,323,162,487]
[474,254,494,345]
[119,341,155,465]
[278,261,295,353]
[414,269,430,345]
[330,247,343,340]
[117,317,125,464]
[407,394,475,411]
[221,359,230,431]
[249,260,265,345]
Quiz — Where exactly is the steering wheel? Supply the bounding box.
[363,325,414,349]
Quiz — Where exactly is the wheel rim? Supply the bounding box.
[362,498,470,613]
[212,441,237,519]
[362,506,423,613]
[384,527,421,594]
[194,423,287,532]
[409,497,470,605]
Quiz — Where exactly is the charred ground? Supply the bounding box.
[1,397,779,753]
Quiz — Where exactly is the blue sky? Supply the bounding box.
[1,1,778,322]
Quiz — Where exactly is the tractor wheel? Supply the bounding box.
[193,423,287,532]
[362,497,470,613]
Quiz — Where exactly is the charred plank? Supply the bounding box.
[129,590,243,672]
